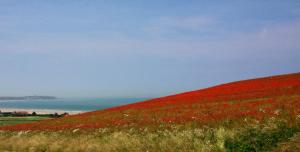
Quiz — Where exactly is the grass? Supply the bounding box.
[225,122,298,152]
[0,126,236,152]
[0,116,299,152]
[273,132,300,152]
[0,117,51,126]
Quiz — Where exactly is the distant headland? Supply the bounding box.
[0,96,57,100]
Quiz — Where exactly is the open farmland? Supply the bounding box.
[0,73,300,152]
[0,117,51,127]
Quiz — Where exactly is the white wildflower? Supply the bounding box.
[72,128,80,133]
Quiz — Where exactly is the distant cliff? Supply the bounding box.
[0,96,57,100]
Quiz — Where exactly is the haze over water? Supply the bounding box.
[0,98,148,114]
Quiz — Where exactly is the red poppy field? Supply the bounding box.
[1,73,300,131]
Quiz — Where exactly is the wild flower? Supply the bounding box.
[72,128,80,133]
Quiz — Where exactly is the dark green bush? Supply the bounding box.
[224,124,297,152]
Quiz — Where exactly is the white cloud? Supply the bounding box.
[143,16,216,34]
[158,16,215,29]
[0,19,299,61]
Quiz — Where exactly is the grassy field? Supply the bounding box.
[0,116,51,127]
[0,73,299,151]
[0,116,299,152]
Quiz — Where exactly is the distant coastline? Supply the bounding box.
[0,108,84,115]
[0,96,57,101]
[0,97,145,115]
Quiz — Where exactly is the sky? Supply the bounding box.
[0,0,300,98]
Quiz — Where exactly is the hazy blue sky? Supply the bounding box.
[0,0,299,98]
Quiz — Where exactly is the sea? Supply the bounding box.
[0,98,149,114]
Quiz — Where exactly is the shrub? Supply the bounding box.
[224,123,297,152]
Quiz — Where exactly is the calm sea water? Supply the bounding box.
[0,98,149,112]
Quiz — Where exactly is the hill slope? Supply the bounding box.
[1,73,300,131]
